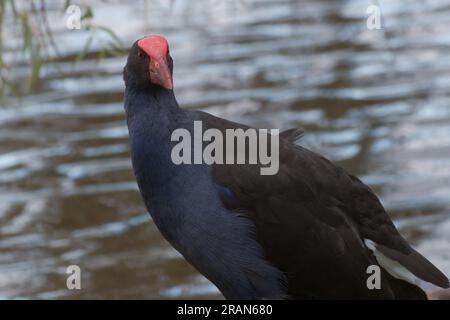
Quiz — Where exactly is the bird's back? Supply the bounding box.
[199,111,447,299]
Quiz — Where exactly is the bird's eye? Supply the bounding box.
[138,50,144,58]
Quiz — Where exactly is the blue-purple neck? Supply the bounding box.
[124,85,179,119]
[124,84,182,198]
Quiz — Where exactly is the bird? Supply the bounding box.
[123,35,450,299]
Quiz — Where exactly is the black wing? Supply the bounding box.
[198,111,449,298]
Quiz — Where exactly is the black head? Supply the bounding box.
[123,35,173,90]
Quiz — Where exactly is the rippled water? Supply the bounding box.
[1,0,450,299]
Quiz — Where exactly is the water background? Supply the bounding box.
[1,0,449,298]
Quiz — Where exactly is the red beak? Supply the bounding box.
[137,36,173,90]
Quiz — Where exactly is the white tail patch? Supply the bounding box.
[364,239,423,287]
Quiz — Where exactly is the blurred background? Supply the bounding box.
[0,0,449,299]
